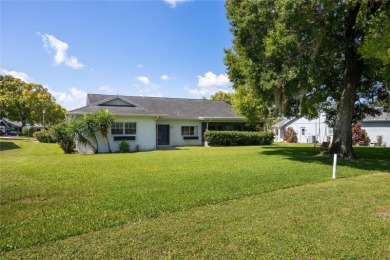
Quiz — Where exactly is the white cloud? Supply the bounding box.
[137,76,151,86]
[0,68,32,82]
[161,74,176,80]
[39,33,85,69]
[136,76,160,95]
[99,85,115,94]
[48,87,87,111]
[164,0,191,8]
[184,71,233,98]
[197,72,231,88]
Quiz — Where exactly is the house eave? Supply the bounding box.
[198,117,246,122]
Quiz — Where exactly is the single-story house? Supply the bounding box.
[67,94,246,153]
[272,109,390,146]
[361,109,390,146]
[272,112,332,143]
[0,118,23,135]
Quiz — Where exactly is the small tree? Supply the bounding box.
[80,114,100,153]
[376,135,383,147]
[284,127,297,143]
[352,123,369,146]
[96,109,114,153]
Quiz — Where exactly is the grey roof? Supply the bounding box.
[0,118,22,128]
[271,118,295,128]
[67,94,245,120]
[362,109,390,122]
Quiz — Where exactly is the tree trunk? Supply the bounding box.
[329,4,363,159]
[105,136,112,153]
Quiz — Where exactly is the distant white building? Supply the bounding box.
[272,112,332,143]
[272,109,390,146]
[361,110,390,146]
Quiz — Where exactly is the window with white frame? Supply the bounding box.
[328,128,334,135]
[111,122,136,135]
[181,126,198,136]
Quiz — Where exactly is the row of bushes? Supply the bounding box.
[204,130,274,146]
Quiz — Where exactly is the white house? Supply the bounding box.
[361,110,390,146]
[272,109,390,146]
[66,94,246,153]
[272,113,333,143]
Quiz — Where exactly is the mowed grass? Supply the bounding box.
[1,138,389,258]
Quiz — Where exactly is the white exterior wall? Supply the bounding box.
[274,113,333,143]
[157,119,202,147]
[361,121,390,146]
[77,116,157,154]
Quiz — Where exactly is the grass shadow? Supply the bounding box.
[259,145,390,173]
[0,142,21,151]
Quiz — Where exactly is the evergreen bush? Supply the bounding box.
[119,140,131,153]
[52,122,75,154]
[33,129,57,143]
[204,131,274,146]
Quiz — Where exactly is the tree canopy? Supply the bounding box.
[225,0,390,158]
[210,91,234,105]
[0,75,66,126]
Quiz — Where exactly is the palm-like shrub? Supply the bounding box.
[96,109,114,153]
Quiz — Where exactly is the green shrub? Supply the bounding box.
[0,129,3,135]
[33,129,57,143]
[119,140,131,153]
[52,122,75,154]
[204,131,274,146]
[22,126,36,137]
[376,135,383,147]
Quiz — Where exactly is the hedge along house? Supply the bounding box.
[66,94,246,153]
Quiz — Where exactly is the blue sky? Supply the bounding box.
[1,0,233,110]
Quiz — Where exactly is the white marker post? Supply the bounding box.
[332,153,337,179]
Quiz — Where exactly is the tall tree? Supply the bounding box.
[225,0,389,158]
[210,91,235,105]
[0,75,66,126]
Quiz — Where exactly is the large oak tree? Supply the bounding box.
[225,0,390,158]
[0,75,66,126]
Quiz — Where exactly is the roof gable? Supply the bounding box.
[93,96,141,108]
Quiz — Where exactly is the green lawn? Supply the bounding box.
[1,138,389,258]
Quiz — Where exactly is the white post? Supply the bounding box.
[332,153,337,179]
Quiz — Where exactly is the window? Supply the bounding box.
[111,122,124,135]
[181,126,198,136]
[124,123,136,135]
[111,122,137,135]
[301,127,306,136]
[328,128,334,135]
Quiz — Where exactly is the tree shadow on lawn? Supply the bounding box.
[259,146,390,173]
[0,142,21,151]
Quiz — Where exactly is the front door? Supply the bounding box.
[158,125,170,145]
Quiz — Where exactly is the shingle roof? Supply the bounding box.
[362,109,390,122]
[271,118,295,128]
[67,94,245,120]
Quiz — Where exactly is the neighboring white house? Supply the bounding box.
[272,112,332,143]
[272,109,390,146]
[66,94,246,153]
[361,110,390,146]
